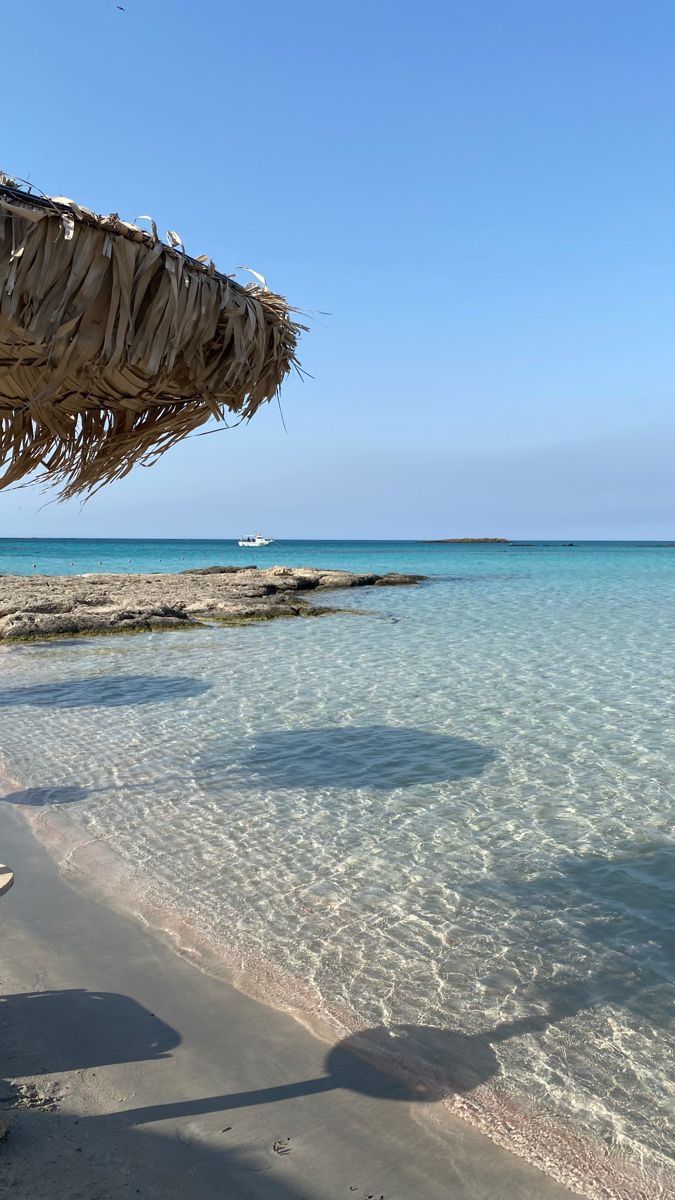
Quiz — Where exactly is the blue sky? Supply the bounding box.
[2,0,673,538]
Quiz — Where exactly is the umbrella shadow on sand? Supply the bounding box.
[0,989,180,1077]
[1,980,596,1124]
[0,977,618,1199]
[73,980,604,1128]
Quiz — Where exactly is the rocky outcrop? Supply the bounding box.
[0,567,425,642]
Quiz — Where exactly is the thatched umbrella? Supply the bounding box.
[0,177,303,499]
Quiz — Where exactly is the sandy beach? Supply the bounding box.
[0,797,580,1200]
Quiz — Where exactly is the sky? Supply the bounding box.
[2,0,673,539]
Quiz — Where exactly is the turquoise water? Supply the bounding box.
[1,540,673,1197]
[2,534,674,577]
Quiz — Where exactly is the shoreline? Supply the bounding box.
[0,775,580,1200]
[2,763,668,1200]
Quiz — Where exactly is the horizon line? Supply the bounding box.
[1,537,673,545]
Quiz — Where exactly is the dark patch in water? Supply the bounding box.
[0,674,210,709]
[200,725,496,791]
[0,785,89,807]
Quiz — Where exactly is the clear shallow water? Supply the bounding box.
[1,541,673,1195]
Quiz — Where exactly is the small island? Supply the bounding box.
[421,537,510,544]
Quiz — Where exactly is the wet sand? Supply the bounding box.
[0,801,578,1200]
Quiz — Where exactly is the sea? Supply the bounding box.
[1,538,673,1198]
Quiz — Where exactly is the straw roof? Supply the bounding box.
[0,178,303,498]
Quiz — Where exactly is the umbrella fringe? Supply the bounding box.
[0,182,304,498]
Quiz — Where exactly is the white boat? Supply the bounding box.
[238,534,273,547]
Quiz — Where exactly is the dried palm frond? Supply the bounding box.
[0,179,304,498]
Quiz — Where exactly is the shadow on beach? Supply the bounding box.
[0,980,598,1125]
[0,674,211,709]
[103,981,613,1125]
[0,975,640,1198]
[0,1111,314,1200]
[200,724,496,791]
[0,989,180,1074]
